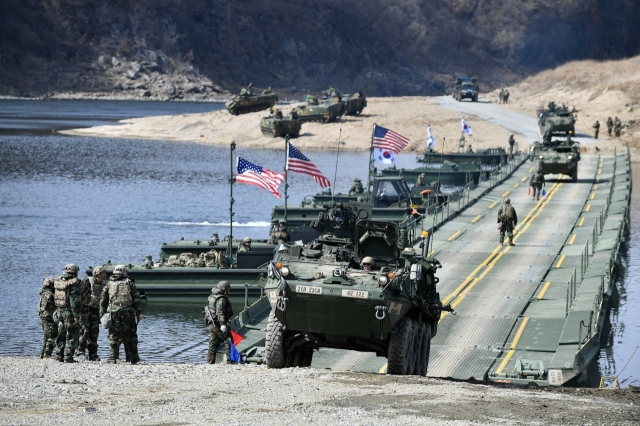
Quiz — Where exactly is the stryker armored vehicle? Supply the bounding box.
[537,102,576,136]
[341,91,367,115]
[225,89,278,115]
[450,76,479,102]
[262,202,449,374]
[417,147,507,166]
[259,111,302,138]
[530,135,581,182]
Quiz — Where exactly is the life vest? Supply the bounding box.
[85,276,103,309]
[501,204,516,221]
[107,279,133,309]
[208,291,233,325]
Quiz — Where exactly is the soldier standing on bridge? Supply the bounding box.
[529,163,545,201]
[206,281,233,364]
[497,198,518,246]
[508,134,516,158]
[606,117,613,137]
[592,120,600,139]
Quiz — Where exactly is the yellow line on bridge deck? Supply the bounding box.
[586,204,592,212]
[590,193,595,200]
[488,201,498,209]
[556,255,566,268]
[537,282,552,299]
[594,185,598,190]
[521,177,527,182]
[579,217,585,226]
[598,169,602,174]
[495,317,530,374]
[501,190,510,198]
[447,230,462,242]
[513,183,520,188]
[568,234,577,245]
[528,167,533,173]
[471,214,482,223]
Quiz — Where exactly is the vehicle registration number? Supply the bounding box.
[341,289,369,299]
[295,285,322,295]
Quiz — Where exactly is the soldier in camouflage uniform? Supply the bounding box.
[606,117,613,137]
[77,266,107,361]
[348,178,364,195]
[38,277,58,358]
[270,219,290,245]
[207,281,234,364]
[237,237,252,253]
[592,120,600,139]
[614,117,622,137]
[53,264,82,362]
[100,265,142,364]
[508,134,516,158]
[497,198,518,246]
[529,163,546,200]
[415,173,426,187]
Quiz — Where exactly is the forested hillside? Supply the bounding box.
[1,0,639,99]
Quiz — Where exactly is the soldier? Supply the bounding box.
[504,89,510,104]
[497,198,518,246]
[240,83,253,96]
[207,281,234,364]
[498,88,505,104]
[53,264,82,363]
[548,101,556,112]
[542,130,552,145]
[270,219,289,245]
[361,256,375,271]
[467,144,473,153]
[37,277,58,359]
[77,266,107,361]
[508,134,516,158]
[348,178,364,195]
[415,173,426,187]
[592,120,600,139]
[614,117,622,137]
[237,237,252,253]
[100,265,142,364]
[529,163,546,201]
[606,117,613,137]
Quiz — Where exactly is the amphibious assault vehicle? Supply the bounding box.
[262,202,448,374]
[259,112,302,138]
[292,93,344,123]
[537,102,576,136]
[225,89,278,115]
[450,76,479,102]
[341,92,367,115]
[530,135,581,182]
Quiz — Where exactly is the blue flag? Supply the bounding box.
[542,188,547,197]
[229,341,242,363]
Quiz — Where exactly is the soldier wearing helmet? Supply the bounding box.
[361,256,375,271]
[238,237,252,253]
[52,264,82,362]
[206,281,234,364]
[100,265,142,364]
[497,198,518,246]
[349,178,364,195]
[529,163,546,201]
[270,219,290,245]
[415,173,426,187]
[77,266,108,361]
[37,277,58,358]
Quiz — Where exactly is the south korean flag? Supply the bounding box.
[374,148,396,165]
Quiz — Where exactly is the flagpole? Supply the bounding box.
[284,134,289,222]
[228,141,236,257]
[366,124,376,203]
[332,129,342,202]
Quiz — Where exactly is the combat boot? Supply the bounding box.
[64,357,76,363]
[499,236,504,244]
[509,240,515,246]
[128,343,140,365]
[40,348,45,359]
[88,350,100,361]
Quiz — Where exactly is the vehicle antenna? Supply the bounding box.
[331,129,342,202]
[228,140,236,256]
[284,134,289,222]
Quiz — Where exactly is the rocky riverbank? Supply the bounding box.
[0,357,638,425]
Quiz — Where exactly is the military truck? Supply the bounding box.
[450,76,479,102]
[262,202,449,375]
[225,89,278,115]
[341,91,367,115]
[537,102,576,136]
[530,135,581,182]
[259,111,302,138]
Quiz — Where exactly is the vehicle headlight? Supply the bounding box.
[539,155,543,159]
[378,276,388,286]
[280,266,290,277]
[568,155,573,159]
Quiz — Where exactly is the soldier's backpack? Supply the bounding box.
[53,277,71,308]
[502,204,515,221]
[107,279,133,308]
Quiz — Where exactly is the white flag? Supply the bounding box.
[374,148,396,165]
[461,118,472,135]
[427,126,436,149]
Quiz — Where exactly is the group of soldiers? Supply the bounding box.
[593,117,623,139]
[498,87,510,104]
[38,264,141,364]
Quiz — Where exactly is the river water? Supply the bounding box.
[0,100,637,386]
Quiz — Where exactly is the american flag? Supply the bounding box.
[373,124,410,153]
[235,157,285,198]
[286,143,331,188]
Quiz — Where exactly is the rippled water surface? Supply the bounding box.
[0,100,637,385]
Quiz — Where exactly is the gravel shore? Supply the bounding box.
[1,357,637,425]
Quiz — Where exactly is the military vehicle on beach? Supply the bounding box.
[259,111,302,138]
[530,135,581,182]
[450,76,479,102]
[262,202,449,374]
[537,102,576,136]
[341,92,367,115]
[292,91,344,123]
[225,89,278,115]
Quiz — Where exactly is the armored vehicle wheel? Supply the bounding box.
[571,165,578,183]
[473,95,478,102]
[417,323,431,376]
[411,322,425,375]
[266,312,285,368]
[286,346,313,367]
[387,317,414,375]
[406,320,419,375]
